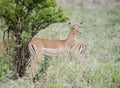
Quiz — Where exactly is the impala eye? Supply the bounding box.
[72,27,75,29]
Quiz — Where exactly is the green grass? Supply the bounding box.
[0,1,120,88]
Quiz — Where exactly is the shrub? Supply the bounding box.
[0,48,14,81]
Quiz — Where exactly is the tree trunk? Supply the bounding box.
[12,34,30,79]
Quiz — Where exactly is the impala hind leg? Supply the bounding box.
[66,46,76,63]
[77,45,86,64]
[30,54,41,82]
[66,51,73,63]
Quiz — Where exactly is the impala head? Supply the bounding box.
[70,24,81,35]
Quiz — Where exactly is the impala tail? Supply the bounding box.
[79,44,86,54]
[28,44,36,59]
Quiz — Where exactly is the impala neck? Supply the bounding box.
[65,30,75,47]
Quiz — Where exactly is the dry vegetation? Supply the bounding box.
[0,0,120,88]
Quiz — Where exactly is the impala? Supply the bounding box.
[0,39,7,52]
[28,25,81,82]
[66,40,86,62]
[0,38,14,53]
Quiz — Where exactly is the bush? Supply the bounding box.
[0,48,14,81]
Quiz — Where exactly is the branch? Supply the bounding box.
[23,3,34,20]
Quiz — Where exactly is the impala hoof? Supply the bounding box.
[33,77,36,83]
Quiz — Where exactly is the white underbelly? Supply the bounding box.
[42,48,65,56]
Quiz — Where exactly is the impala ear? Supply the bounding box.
[68,22,71,24]
[68,22,73,29]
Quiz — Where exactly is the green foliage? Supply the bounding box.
[0,49,15,81]
[21,31,31,44]
[0,0,68,43]
[36,56,50,78]
[87,61,120,88]
[111,44,120,55]
[108,4,120,26]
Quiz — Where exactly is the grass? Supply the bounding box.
[0,0,120,88]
